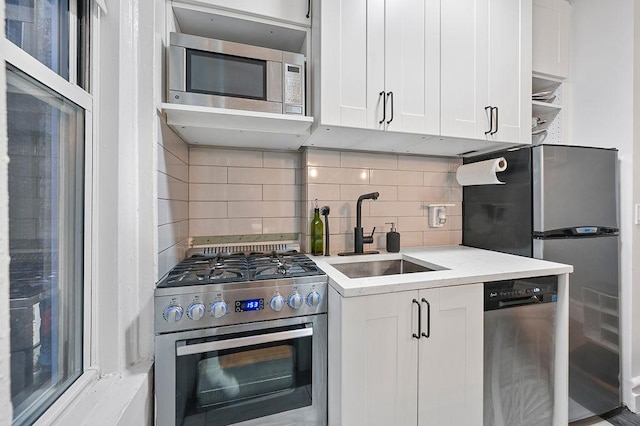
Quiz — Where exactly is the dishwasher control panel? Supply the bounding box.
[484,276,558,311]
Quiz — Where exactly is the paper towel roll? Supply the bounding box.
[456,157,508,186]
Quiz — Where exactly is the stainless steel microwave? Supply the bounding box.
[168,32,306,115]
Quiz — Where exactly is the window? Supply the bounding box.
[4,0,91,424]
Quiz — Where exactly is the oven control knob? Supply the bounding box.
[187,303,206,321]
[270,295,286,312]
[288,293,303,309]
[306,291,321,307]
[163,305,183,323]
[211,301,228,318]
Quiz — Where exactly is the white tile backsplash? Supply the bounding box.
[228,167,295,185]
[228,201,296,218]
[190,147,263,167]
[158,143,461,260]
[189,184,262,201]
[369,169,423,186]
[189,201,227,219]
[189,166,227,183]
[263,185,301,201]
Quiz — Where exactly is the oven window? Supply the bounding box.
[186,50,267,100]
[175,326,313,425]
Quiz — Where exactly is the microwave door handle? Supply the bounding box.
[176,327,313,356]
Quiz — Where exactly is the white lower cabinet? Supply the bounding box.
[328,283,483,425]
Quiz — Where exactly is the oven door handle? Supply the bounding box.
[176,327,313,357]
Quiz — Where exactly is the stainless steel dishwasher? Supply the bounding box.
[484,276,558,426]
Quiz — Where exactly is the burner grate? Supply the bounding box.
[158,250,324,288]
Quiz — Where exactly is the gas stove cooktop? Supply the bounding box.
[154,250,328,333]
[157,250,325,288]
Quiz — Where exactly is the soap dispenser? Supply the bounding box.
[386,222,400,253]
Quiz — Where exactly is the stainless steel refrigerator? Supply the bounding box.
[463,144,620,422]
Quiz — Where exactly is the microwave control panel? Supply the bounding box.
[284,64,303,114]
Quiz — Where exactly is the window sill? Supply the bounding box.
[34,360,153,426]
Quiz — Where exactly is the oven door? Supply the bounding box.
[155,315,327,426]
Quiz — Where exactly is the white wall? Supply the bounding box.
[568,0,637,410]
[0,0,13,421]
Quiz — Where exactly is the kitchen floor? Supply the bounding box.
[571,408,640,426]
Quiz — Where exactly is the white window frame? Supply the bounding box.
[3,0,99,421]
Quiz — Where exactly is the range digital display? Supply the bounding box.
[236,298,264,312]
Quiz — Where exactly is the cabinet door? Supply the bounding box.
[336,291,418,426]
[440,0,490,140]
[384,0,440,135]
[320,0,384,129]
[533,0,570,78]
[199,0,311,26]
[418,283,483,426]
[488,0,532,144]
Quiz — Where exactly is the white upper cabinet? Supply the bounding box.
[186,0,311,27]
[310,0,532,155]
[441,0,531,145]
[532,0,570,78]
[314,0,439,135]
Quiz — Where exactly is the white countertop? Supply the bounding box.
[314,245,573,297]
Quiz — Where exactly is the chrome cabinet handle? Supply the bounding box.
[176,327,313,356]
[386,91,394,124]
[421,298,431,338]
[412,299,421,339]
[379,91,387,124]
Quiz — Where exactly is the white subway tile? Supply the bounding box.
[423,172,453,187]
[158,147,188,182]
[306,149,341,167]
[158,199,188,225]
[228,167,295,185]
[228,201,296,218]
[449,230,462,245]
[158,172,188,201]
[370,169,423,186]
[263,217,301,234]
[263,185,301,201]
[263,151,302,169]
[397,216,428,232]
[307,167,368,184]
[398,186,448,202]
[189,201,227,219]
[158,220,189,253]
[449,187,462,202]
[158,239,190,279]
[189,218,262,236]
[370,201,424,217]
[449,157,463,173]
[341,151,397,170]
[399,231,424,248]
[448,215,462,231]
[190,147,263,167]
[189,184,262,201]
[397,154,450,172]
[189,166,227,183]
[340,185,396,202]
[424,230,451,246]
[308,184,341,202]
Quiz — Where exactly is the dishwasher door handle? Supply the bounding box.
[498,295,540,309]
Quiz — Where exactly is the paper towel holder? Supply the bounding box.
[427,204,455,228]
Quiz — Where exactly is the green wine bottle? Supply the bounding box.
[311,200,324,255]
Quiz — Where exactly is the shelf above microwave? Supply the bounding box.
[162,103,314,150]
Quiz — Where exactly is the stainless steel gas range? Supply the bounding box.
[154,249,328,426]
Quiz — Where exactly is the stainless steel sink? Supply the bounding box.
[331,259,439,279]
